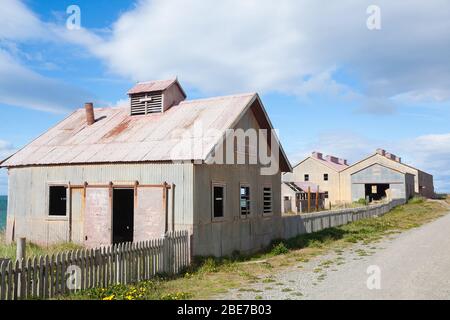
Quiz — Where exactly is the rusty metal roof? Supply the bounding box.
[1,92,291,169]
[284,181,322,193]
[127,78,186,97]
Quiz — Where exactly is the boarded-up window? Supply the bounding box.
[212,185,225,218]
[263,187,272,214]
[49,186,67,216]
[240,185,250,216]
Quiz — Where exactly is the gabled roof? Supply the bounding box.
[341,152,421,174]
[127,78,187,97]
[1,93,291,172]
[293,155,349,172]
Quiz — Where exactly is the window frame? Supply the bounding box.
[48,184,68,219]
[211,182,226,221]
[239,184,251,218]
[262,185,273,216]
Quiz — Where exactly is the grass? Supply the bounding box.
[0,232,82,261]
[12,198,450,300]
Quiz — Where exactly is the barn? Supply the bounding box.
[340,149,434,202]
[0,79,291,257]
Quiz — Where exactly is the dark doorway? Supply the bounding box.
[113,189,134,244]
[365,184,390,202]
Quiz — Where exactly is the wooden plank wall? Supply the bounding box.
[0,230,190,300]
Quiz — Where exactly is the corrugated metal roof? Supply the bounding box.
[127,78,184,95]
[313,157,349,172]
[285,181,322,193]
[2,93,262,167]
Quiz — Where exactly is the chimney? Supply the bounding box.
[396,157,402,163]
[325,155,339,164]
[376,148,386,156]
[338,158,348,166]
[85,102,95,126]
[312,151,323,160]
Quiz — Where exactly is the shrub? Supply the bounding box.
[270,242,289,255]
[354,198,369,206]
[408,196,425,204]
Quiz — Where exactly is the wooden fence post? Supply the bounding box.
[16,238,26,262]
[307,187,311,213]
[315,187,319,211]
[16,237,26,299]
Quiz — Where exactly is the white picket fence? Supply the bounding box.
[0,230,190,300]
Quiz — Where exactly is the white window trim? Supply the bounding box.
[211,182,226,222]
[262,184,273,216]
[240,183,251,218]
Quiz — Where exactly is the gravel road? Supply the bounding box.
[219,208,450,300]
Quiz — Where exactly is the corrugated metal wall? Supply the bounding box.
[7,163,194,246]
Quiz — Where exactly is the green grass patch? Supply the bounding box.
[0,233,82,261]
[59,199,448,300]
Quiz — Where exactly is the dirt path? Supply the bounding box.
[219,205,450,300]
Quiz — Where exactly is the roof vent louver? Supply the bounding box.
[130,92,163,115]
[127,78,187,116]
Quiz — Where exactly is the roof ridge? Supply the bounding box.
[180,92,256,105]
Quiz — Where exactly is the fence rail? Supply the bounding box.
[0,230,190,300]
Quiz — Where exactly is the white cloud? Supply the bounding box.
[0,49,94,113]
[80,0,450,110]
[0,1,102,113]
[0,0,46,40]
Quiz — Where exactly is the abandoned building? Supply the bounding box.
[339,149,434,202]
[282,152,349,212]
[282,149,434,211]
[0,78,292,257]
[281,181,326,213]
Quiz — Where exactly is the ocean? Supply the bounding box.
[0,196,6,231]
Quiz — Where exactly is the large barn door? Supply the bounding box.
[84,188,112,247]
[134,187,166,242]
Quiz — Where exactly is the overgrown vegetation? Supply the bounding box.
[67,278,191,300]
[0,232,82,260]
[64,198,448,300]
[354,198,369,206]
[408,196,425,204]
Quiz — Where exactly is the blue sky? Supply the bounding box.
[1,0,450,194]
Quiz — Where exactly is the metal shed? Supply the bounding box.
[0,79,292,257]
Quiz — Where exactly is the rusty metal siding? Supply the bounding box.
[191,108,283,257]
[6,163,194,246]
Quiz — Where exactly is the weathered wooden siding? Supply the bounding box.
[6,163,194,246]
